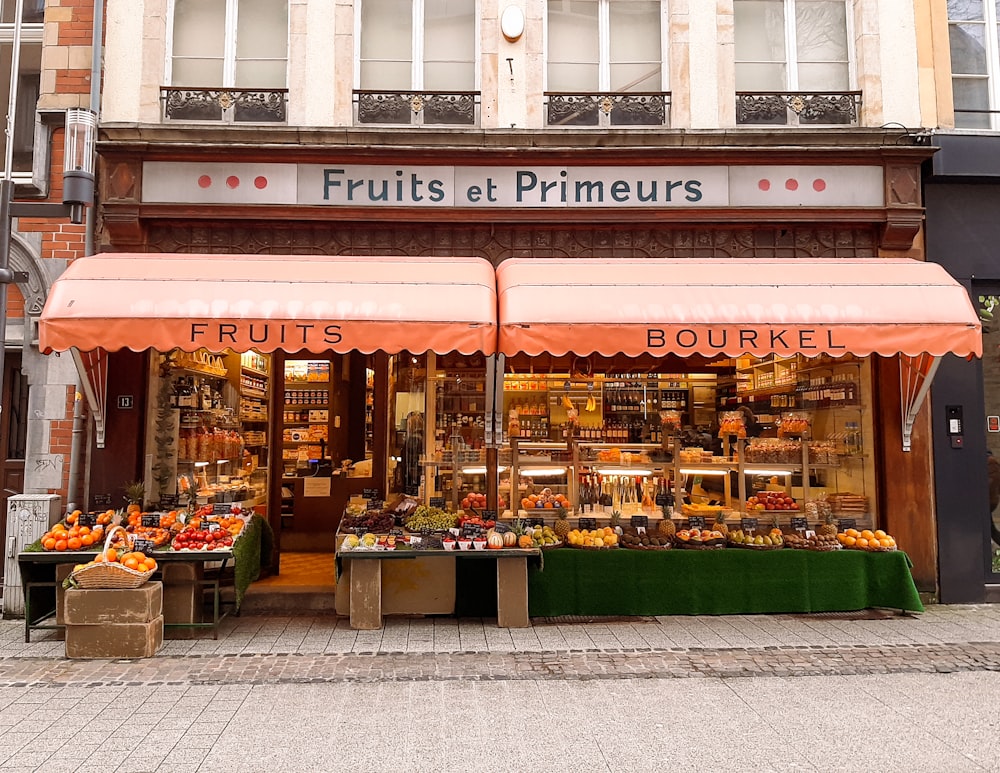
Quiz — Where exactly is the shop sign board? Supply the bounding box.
[143,162,885,210]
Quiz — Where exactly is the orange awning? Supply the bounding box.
[497,258,982,359]
[39,253,498,355]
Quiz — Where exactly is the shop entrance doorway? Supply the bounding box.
[977,291,1000,582]
[271,351,383,569]
[0,352,26,583]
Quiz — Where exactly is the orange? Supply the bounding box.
[55,539,68,551]
[844,536,856,547]
[879,538,893,548]
[105,548,118,563]
[856,538,869,548]
[123,557,140,570]
[873,529,887,540]
[67,537,82,551]
[860,529,875,541]
[42,537,56,550]
[80,534,94,547]
[78,526,91,536]
[845,528,859,538]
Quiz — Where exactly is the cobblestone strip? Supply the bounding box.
[0,642,998,687]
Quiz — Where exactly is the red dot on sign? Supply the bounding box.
[226,176,240,189]
[785,178,799,191]
[197,175,212,189]
[813,178,826,192]
[254,176,268,190]
[758,179,771,191]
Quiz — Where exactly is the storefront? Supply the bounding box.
[39,130,979,613]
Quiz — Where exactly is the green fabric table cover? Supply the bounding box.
[527,548,924,616]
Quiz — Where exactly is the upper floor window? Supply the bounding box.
[359,0,476,90]
[0,0,43,176]
[948,0,1000,130]
[356,0,477,125]
[545,0,666,126]
[165,0,288,122]
[170,0,287,88]
[734,0,855,125]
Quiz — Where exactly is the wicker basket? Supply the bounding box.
[70,526,156,590]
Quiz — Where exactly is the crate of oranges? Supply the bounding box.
[68,526,158,589]
[837,527,897,552]
[40,508,114,552]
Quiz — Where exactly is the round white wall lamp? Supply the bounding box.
[501,5,525,42]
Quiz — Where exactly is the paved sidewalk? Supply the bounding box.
[5,603,1000,660]
[0,605,998,772]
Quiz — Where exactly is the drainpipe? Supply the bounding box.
[66,0,104,509]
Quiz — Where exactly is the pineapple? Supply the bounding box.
[609,510,621,531]
[124,480,146,513]
[713,510,728,539]
[657,511,676,538]
[818,511,837,537]
[553,509,571,540]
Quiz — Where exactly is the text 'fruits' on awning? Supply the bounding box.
[495,258,982,359]
[38,253,499,355]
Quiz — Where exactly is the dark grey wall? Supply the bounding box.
[925,160,1000,601]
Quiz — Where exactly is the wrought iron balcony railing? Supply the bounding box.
[545,92,670,127]
[161,87,288,124]
[354,90,479,126]
[736,91,861,126]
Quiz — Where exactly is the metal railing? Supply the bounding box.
[545,92,670,127]
[161,87,288,124]
[354,90,480,126]
[736,91,861,126]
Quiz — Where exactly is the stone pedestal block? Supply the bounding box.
[64,582,163,625]
[65,616,164,659]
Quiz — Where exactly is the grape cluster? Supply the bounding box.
[404,505,457,532]
[341,511,395,532]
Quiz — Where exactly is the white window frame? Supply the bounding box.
[948,0,1000,131]
[0,17,42,182]
[165,0,289,89]
[733,0,856,93]
[354,0,481,93]
[542,0,669,94]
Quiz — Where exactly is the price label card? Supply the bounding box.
[132,538,157,555]
[212,503,234,515]
[687,515,706,529]
[527,517,546,527]
[140,514,161,528]
[654,494,667,506]
[366,499,384,511]
[461,523,485,538]
[483,509,497,522]
[77,512,98,527]
[354,526,368,537]
[204,521,221,532]
[159,494,179,509]
[92,494,113,508]
[388,528,405,537]
[790,517,808,532]
[837,518,857,531]
[578,517,598,531]
[492,522,510,534]
[630,516,649,529]
[429,497,446,508]
[740,517,759,533]
[363,488,380,500]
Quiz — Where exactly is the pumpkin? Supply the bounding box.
[503,531,517,547]
[487,532,504,549]
[518,534,534,549]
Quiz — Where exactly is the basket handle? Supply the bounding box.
[100,524,130,561]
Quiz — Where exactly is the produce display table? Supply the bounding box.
[527,548,924,617]
[18,549,234,642]
[338,547,541,630]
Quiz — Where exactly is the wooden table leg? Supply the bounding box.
[349,560,383,630]
[496,556,530,628]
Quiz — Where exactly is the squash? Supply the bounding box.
[487,532,504,550]
[518,534,533,549]
[503,531,517,547]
